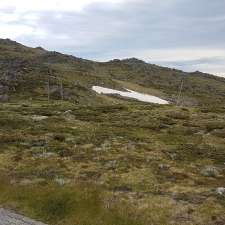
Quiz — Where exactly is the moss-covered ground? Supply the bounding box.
[0,100,224,225]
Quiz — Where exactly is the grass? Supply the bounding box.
[0,100,224,224]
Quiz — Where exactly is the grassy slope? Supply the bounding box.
[0,39,224,224]
[0,39,225,106]
[0,101,224,225]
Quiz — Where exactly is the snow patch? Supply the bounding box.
[92,86,169,105]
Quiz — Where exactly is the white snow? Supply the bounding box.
[92,86,169,105]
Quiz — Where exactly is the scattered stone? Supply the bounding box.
[21,103,29,107]
[31,115,48,121]
[80,144,94,149]
[168,153,177,160]
[105,160,117,170]
[55,177,66,186]
[200,166,220,177]
[20,178,46,185]
[35,151,57,158]
[65,137,76,143]
[63,110,72,114]
[101,141,111,151]
[216,187,225,196]
[31,140,47,147]
[158,164,170,170]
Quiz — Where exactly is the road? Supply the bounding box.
[0,208,47,225]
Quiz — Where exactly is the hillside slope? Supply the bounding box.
[0,38,225,107]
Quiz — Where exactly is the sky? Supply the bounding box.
[0,0,225,77]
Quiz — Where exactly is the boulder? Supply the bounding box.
[216,187,225,196]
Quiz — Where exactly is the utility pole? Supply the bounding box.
[59,78,64,100]
[176,79,184,106]
[47,76,50,102]
[47,68,51,103]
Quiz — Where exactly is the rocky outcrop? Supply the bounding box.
[0,84,9,94]
[0,94,9,102]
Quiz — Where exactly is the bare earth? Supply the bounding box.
[0,208,46,225]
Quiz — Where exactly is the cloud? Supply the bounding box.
[0,0,125,12]
[0,0,225,77]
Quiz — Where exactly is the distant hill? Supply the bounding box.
[0,38,225,106]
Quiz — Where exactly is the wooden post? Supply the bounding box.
[47,68,51,102]
[177,79,184,106]
[47,76,50,102]
[60,78,64,100]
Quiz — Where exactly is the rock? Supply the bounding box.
[63,110,75,120]
[216,187,225,196]
[54,177,71,186]
[168,153,177,160]
[22,103,29,107]
[34,151,57,159]
[0,94,9,102]
[105,160,117,170]
[63,110,72,114]
[80,144,94,149]
[200,166,220,177]
[31,140,46,147]
[55,178,66,186]
[3,70,18,81]
[0,84,9,94]
[20,178,46,185]
[158,164,170,170]
[31,115,48,121]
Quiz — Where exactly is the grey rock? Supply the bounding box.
[0,94,9,102]
[200,166,220,177]
[0,84,9,94]
[54,177,71,186]
[54,177,66,186]
[216,187,225,196]
[63,110,72,114]
[31,140,46,147]
[158,164,170,170]
[3,70,18,81]
[168,153,177,160]
[31,115,48,121]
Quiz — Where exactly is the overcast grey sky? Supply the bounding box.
[1,0,225,77]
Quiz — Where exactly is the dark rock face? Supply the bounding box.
[0,85,9,94]
[3,71,18,81]
[0,94,9,102]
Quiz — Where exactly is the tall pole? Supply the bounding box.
[60,78,64,100]
[177,79,184,106]
[47,76,50,102]
[47,68,51,103]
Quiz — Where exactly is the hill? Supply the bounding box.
[0,38,225,107]
[0,39,224,225]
